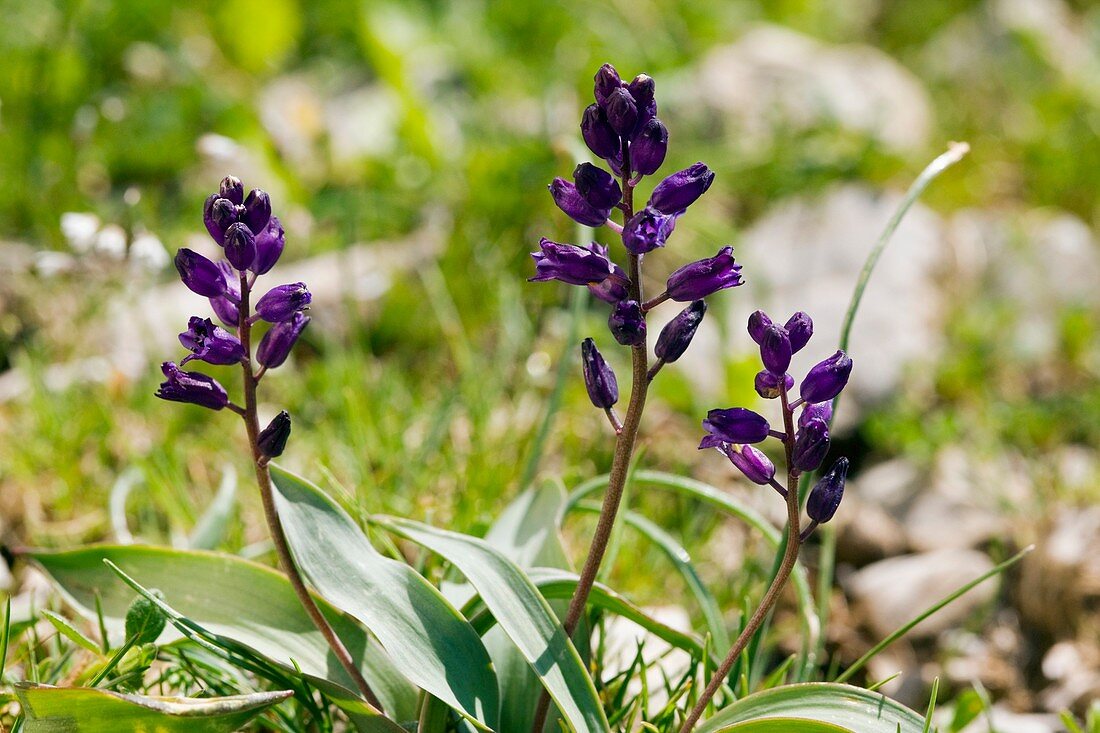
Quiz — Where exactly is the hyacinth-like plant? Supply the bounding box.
[529,63,745,730]
[155,177,381,709]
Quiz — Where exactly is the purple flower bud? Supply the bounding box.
[648,163,715,215]
[655,299,706,363]
[581,104,621,160]
[754,369,793,399]
[700,406,770,448]
[256,282,311,323]
[626,74,657,133]
[581,338,618,409]
[155,361,228,411]
[530,238,625,288]
[210,296,240,328]
[622,206,676,254]
[257,312,310,369]
[588,275,630,304]
[223,222,256,271]
[760,324,793,375]
[717,443,775,485]
[799,401,833,428]
[593,63,623,108]
[792,417,830,473]
[807,457,849,524]
[243,189,272,234]
[785,312,813,353]
[258,411,292,459]
[608,300,646,346]
[175,248,226,297]
[210,198,240,242]
[252,215,285,275]
[179,316,245,366]
[748,310,773,345]
[209,261,241,327]
[219,175,244,205]
[800,351,853,404]
[573,163,622,210]
[665,246,743,302]
[631,118,668,176]
[549,178,610,227]
[604,87,638,139]
[203,195,225,243]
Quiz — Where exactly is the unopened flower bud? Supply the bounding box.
[754,370,793,399]
[155,362,228,410]
[785,312,813,353]
[252,215,285,275]
[665,246,743,301]
[800,351,853,404]
[718,443,775,485]
[581,104,621,160]
[648,162,714,215]
[594,63,622,108]
[258,411,292,459]
[203,194,225,243]
[223,222,256,271]
[125,590,167,645]
[530,239,624,287]
[604,87,638,138]
[631,118,668,176]
[179,316,245,366]
[573,163,622,210]
[581,338,618,409]
[175,248,226,297]
[256,282,311,323]
[700,406,770,448]
[747,310,773,345]
[549,178,610,227]
[243,189,271,235]
[622,206,676,254]
[608,300,646,346]
[799,401,833,428]
[210,198,240,240]
[626,74,657,132]
[209,261,241,327]
[655,299,706,363]
[760,324,793,375]
[219,175,244,205]
[807,457,849,524]
[792,417,830,473]
[257,313,310,369]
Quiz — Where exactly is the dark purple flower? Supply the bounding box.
[754,370,793,400]
[631,118,668,176]
[588,275,630,304]
[209,261,241,327]
[655,300,706,363]
[626,74,657,134]
[608,300,646,346]
[155,362,228,411]
[581,104,621,160]
[785,312,813,353]
[223,222,256,271]
[219,175,244,205]
[581,338,618,409]
[760,324,793,375]
[594,63,623,108]
[573,163,622,210]
[203,194,225,243]
[648,162,714,215]
[258,411,291,459]
[604,88,638,138]
[530,239,624,288]
[665,246,743,301]
[175,248,226,298]
[256,282,311,323]
[799,401,833,428]
[622,206,676,254]
[257,312,310,369]
[209,198,241,242]
[243,189,271,234]
[549,178,610,227]
[179,316,245,366]
[748,310,773,345]
[792,417,830,473]
[700,406,770,448]
[717,443,775,485]
[807,457,849,524]
[252,215,285,276]
[800,351,853,404]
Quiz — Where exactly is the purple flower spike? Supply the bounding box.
[718,443,775,485]
[256,282,311,323]
[754,370,793,400]
[622,206,676,254]
[581,104,621,160]
[807,457,849,524]
[800,351,853,404]
[155,361,229,411]
[631,118,668,176]
[252,215,285,275]
[175,248,226,297]
[609,300,646,346]
[748,310,773,345]
[800,401,833,427]
[648,162,714,215]
[243,189,272,234]
[258,411,292,459]
[549,178,610,227]
[665,246,743,302]
[604,87,638,138]
[792,417,830,473]
[573,163,622,210]
[785,312,813,353]
[760,324,793,375]
[223,222,256,271]
[700,406,770,448]
[179,316,246,366]
[219,175,244,205]
[530,239,624,288]
[594,63,623,108]
[258,312,310,369]
[655,299,706,363]
[581,338,618,409]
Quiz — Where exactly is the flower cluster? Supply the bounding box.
[156,176,311,433]
[701,310,853,537]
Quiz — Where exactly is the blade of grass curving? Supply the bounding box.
[1,595,10,681]
[108,467,143,544]
[268,465,499,730]
[921,678,939,733]
[834,545,1032,684]
[187,465,237,551]
[372,515,611,733]
[40,610,100,655]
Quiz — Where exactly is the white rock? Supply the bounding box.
[957,704,1061,733]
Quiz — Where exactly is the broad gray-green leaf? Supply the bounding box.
[374,515,611,733]
[714,718,852,732]
[695,683,927,733]
[15,684,290,733]
[269,464,499,730]
[28,545,414,730]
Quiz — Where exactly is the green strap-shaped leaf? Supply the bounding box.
[269,464,499,730]
[694,683,927,733]
[713,718,853,733]
[15,684,291,733]
[373,515,611,733]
